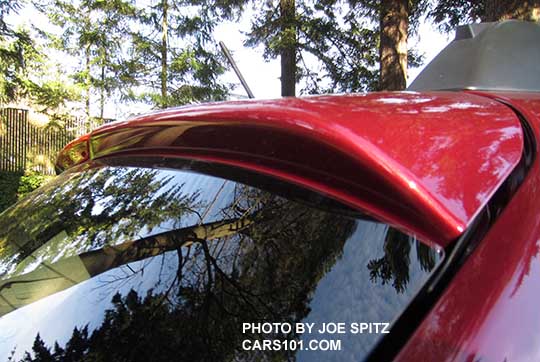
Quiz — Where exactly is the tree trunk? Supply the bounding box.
[85,45,91,122]
[484,0,540,21]
[100,65,105,119]
[280,0,296,97]
[379,0,408,91]
[161,0,168,107]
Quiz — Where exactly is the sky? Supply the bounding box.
[215,13,451,101]
[10,3,452,120]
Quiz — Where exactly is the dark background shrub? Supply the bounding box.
[0,171,52,213]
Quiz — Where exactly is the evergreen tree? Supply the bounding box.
[236,0,429,94]
[279,0,296,96]
[346,0,428,91]
[0,0,28,102]
[36,0,138,118]
[379,0,409,90]
[22,334,54,362]
[430,0,540,33]
[87,0,139,118]
[244,0,380,94]
[0,0,77,109]
[484,0,540,21]
[127,0,232,108]
[63,327,90,361]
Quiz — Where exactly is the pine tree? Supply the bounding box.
[345,0,428,91]
[279,0,296,96]
[127,0,231,108]
[63,326,90,361]
[430,0,540,33]
[244,0,380,94]
[484,0,540,21]
[88,0,138,118]
[28,334,54,362]
[379,0,408,90]
[0,0,28,102]
[0,1,78,112]
[36,0,138,118]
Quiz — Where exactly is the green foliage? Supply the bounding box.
[36,0,139,116]
[428,0,485,33]
[232,0,428,93]
[0,171,21,214]
[428,0,540,32]
[348,0,430,30]
[241,0,379,93]
[21,76,81,111]
[0,167,200,269]
[298,3,381,93]
[127,0,231,107]
[0,1,79,113]
[0,29,32,102]
[347,0,428,90]
[35,0,233,110]
[17,171,53,199]
[0,171,53,214]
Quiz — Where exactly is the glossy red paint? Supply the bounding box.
[395,93,540,362]
[57,92,523,246]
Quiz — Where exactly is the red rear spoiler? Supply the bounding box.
[56,92,523,246]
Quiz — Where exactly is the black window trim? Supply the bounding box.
[365,100,537,362]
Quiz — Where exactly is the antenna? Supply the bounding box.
[219,41,255,99]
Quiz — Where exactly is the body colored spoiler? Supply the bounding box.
[56,92,523,246]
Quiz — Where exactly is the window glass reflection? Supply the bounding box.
[0,163,442,362]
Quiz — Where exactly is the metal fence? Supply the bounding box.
[0,108,112,175]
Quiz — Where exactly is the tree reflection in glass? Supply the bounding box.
[0,163,442,362]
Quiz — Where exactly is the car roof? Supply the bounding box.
[57,91,523,246]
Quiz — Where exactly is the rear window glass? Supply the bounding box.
[0,159,442,362]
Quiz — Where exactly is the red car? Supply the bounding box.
[0,20,539,361]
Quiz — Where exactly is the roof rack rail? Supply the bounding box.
[409,20,540,92]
